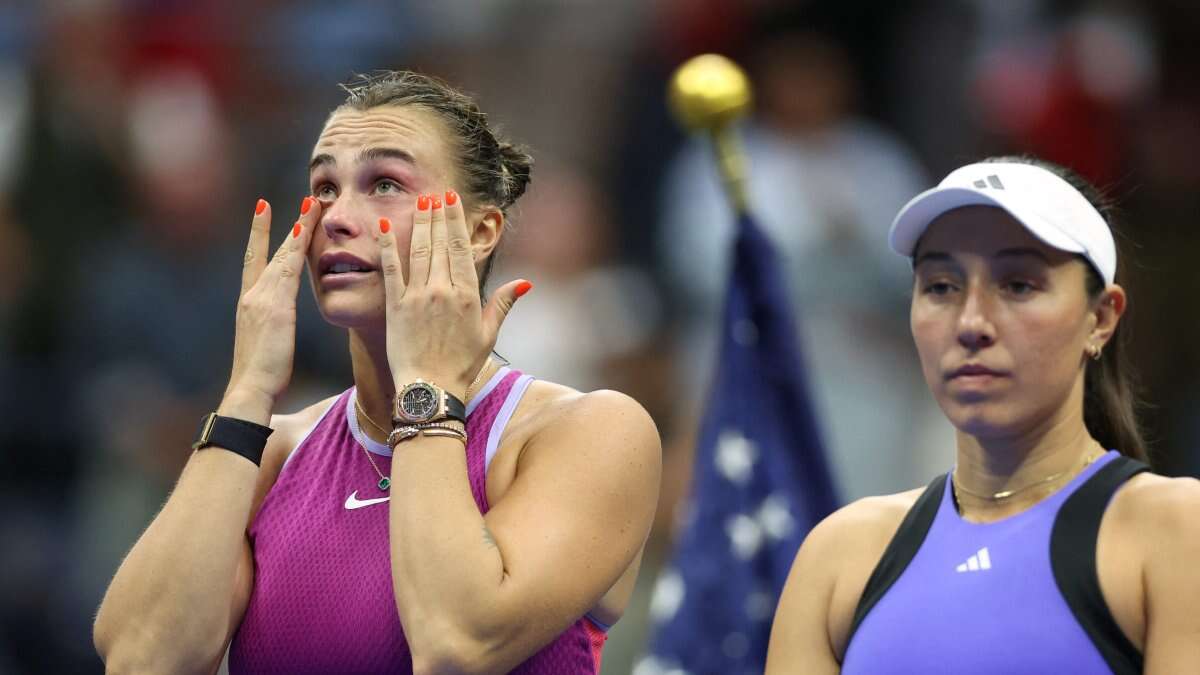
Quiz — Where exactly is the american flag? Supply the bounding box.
[639,213,839,674]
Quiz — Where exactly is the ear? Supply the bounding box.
[1088,284,1127,349]
[469,205,504,266]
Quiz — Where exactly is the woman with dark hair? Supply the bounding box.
[766,157,1200,673]
[93,71,661,675]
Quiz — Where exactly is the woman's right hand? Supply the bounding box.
[218,197,321,424]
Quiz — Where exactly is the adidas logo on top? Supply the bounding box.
[956,547,992,573]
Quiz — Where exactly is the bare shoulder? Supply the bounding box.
[807,488,925,554]
[770,486,928,669]
[265,395,340,461]
[1108,471,1200,539]
[512,380,661,459]
[807,488,927,657]
[247,394,342,516]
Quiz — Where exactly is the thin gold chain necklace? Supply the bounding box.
[952,450,1101,501]
[352,359,493,491]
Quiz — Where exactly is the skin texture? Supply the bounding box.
[94,105,661,675]
[765,207,1200,673]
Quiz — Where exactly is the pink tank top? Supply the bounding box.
[229,368,604,674]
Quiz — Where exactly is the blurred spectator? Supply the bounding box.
[0,2,1197,673]
[657,24,952,502]
[495,164,661,392]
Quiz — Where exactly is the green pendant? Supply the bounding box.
[378,477,391,491]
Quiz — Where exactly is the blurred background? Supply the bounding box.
[0,0,1197,673]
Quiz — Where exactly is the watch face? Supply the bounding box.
[400,383,439,422]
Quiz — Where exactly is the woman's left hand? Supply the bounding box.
[377,190,529,398]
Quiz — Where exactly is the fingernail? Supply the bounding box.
[417,194,431,211]
[255,199,267,216]
[293,222,302,238]
[445,190,458,206]
[379,218,391,234]
[432,196,443,209]
[300,197,313,216]
[515,280,533,298]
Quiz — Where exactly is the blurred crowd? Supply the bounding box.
[1,1,1197,673]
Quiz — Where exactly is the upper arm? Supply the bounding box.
[765,511,844,675]
[480,390,661,644]
[205,410,303,671]
[766,492,916,674]
[1141,477,1200,674]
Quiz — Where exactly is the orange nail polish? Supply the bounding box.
[379,218,391,234]
[255,199,267,216]
[293,222,302,238]
[300,197,312,216]
[515,281,533,297]
[432,197,442,209]
[445,190,458,206]
[417,194,430,211]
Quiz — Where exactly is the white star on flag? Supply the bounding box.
[726,513,764,559]
[649,567,686,623]
[725,493,797,560]
[714,429,757,485]
[756,493,796,540]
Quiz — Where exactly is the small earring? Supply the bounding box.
[1087,344,1103,361]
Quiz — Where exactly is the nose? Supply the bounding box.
[956,284,996,352]
[318,194,367,242]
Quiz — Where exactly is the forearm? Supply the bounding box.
[388,437,513,668]
[95,394,267,671]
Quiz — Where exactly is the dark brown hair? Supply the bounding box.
[983,156,1148,463]
[336,70,534,291]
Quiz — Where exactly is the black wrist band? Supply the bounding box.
[193,413,273,466]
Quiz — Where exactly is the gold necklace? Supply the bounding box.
[465,357,492,404]
[953,451,1100,501]
[354,396,390,436]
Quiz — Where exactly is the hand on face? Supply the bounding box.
[378,190,530,398]
[224,196,323,412]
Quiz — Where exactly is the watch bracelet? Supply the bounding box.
[387,421,468,448]
[193,413,274,466]
[392,379,467,425]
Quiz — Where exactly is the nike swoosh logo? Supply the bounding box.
[344,491,390,510]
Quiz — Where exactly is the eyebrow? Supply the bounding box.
[913,247,1052,268]
[308,147,416,173]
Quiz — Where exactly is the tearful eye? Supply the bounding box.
[313,184,337,200]
[372,179,402,196]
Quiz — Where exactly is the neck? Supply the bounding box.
[348,327,395,444]
[952,383,1103,521]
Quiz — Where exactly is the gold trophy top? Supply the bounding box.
[668,53,753,132]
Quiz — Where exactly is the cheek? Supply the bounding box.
[1009,312,1084,385]
[910,305,948,381]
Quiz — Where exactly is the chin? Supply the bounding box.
[939,398,1024,441]
[313,289,385,330]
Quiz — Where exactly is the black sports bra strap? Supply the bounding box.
[1050,455,1150,675]
[847,473,947,642]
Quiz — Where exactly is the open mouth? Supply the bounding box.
[316,252,378,287]
[324,263,373,276]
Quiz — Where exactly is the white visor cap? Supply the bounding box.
[888,162,1116,285]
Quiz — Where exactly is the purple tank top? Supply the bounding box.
[842,451,1141,674]
[229,368,598,674]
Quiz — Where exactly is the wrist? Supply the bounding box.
[217,387,275,426]
[391,372,468,401]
